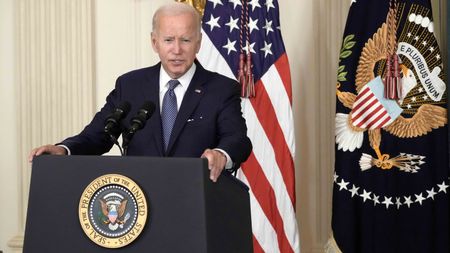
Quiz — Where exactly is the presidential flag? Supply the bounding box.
[196,0,300,252]
[329,0,449,252]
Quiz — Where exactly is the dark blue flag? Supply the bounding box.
[328,0,450,252]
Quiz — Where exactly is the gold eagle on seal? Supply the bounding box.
[336,5,447,173]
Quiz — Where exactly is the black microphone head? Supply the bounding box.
[129,101,156,132]
[117,101,131,115]
[139,101,156,119]
[104,101,131,133]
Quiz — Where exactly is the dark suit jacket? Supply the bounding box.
[60,61,252,168]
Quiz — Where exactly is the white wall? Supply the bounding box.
[95,0,163,155]
[0,0,20,252]
[95,0,159,108]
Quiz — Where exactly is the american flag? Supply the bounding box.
[196,0,300,252]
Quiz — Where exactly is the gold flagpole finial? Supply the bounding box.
[175,0,206,16]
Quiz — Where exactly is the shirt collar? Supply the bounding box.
[159,63,196,92]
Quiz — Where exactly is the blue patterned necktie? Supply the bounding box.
[161,79,180,151]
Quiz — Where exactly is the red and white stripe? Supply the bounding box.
[198,31,300,253]
[351,86,393,129]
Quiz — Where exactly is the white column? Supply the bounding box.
[9,0,95,251]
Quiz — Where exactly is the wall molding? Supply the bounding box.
[7,235,24,253]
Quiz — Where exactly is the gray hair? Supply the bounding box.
[152,2,202,35]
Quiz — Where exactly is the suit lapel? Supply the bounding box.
[166,63,209,154]
[142,63,164,156]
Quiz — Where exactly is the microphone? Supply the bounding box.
[104,101,131,134]
[128,101,156,134]
[122,101,156,154]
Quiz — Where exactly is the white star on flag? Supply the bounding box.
[372,194,380,206]
[349,184,360,197]
[225,16,239,33]
[426,188,437,200]
[248,17,259,34]
[338,179,349,191]
[263,19,274,35]
[248,0,261,11]
[222,39,237,55]
[208,0,223,9]
[205,14,221,31]
[404,196,413,208]
[360,190,372,202]
[382,196,393,209]
[395,197,402,209]
[228,0,242,9]
[437,181,449,193]
[265,0,275,11]
[243,41,256,54]
[415,193,426,205]
[260,41,273,57]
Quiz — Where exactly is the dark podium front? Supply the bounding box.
[24,155,253,253]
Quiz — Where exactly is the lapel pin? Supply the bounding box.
[195,89,202,94]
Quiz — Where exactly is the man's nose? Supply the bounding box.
[172,40,182,54]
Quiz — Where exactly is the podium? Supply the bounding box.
[23,155,253,253]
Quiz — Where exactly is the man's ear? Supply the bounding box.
[150,32,158,52]
[196,33,202,53]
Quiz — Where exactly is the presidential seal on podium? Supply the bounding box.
[78,174,148,248]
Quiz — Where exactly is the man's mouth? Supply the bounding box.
[170,59,184,64]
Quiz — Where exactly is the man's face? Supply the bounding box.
[151,13,201,79]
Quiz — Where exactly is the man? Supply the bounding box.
[28,2,252,182]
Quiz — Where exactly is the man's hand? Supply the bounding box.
[28,145,67,162]
[201,149,227,182]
